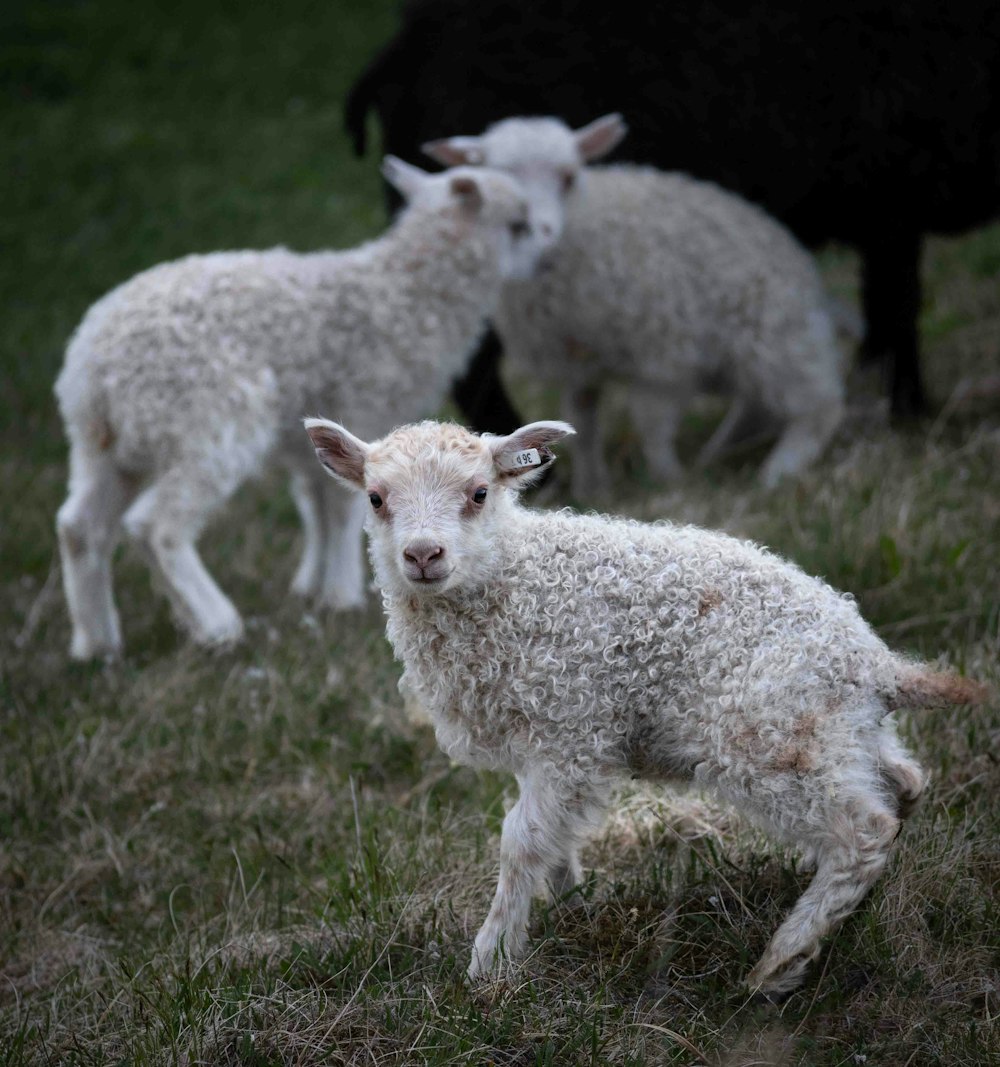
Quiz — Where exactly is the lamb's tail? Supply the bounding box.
[55,329,112,450]
[886,665,991,710]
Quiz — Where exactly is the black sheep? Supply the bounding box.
[345,0,1000,423]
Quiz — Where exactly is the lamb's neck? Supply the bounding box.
[372,213,505,305]
[339,216,504,382]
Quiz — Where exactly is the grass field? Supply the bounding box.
[2,2,999,1063]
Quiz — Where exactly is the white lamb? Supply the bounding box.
[424,115,847,496]
[54,159,542,659]
[304,415,986,997]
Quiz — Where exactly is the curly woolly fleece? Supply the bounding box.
[331,420,980,995]
[392,505,908,797]
[434,115,846,489]
[54,167,532,657]
[495,161,845,489]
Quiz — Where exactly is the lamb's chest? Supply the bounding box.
[400,612,539,767]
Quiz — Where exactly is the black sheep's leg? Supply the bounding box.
[861,228,927,417]
[451,329,524,434]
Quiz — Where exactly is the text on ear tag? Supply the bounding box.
[499,447,542,472]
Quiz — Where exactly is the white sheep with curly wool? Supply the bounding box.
[54,158,544,659]
[425,115,847,496]
[305,415,985,997]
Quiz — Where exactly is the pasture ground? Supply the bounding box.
[2,2,999,1063]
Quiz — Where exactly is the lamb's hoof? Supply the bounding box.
[466,954,492,984]
[748,985,793,1007]
[467,974,517,1007]
[70,637,123,663]
[745,952,812,1002]
[317,591,367,613]
[289,575,321,600]
[192,617,245,651]
[467,946,522,985]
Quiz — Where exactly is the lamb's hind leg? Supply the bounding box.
[123,468,243,647]
[695,397,775,470]
[746,793,900,998]
[878,731,928,819]
[626,384,687,485]
[759,400,843,488]
[57,448,138,660]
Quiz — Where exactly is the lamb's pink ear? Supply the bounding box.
[490,420,576,484]
[449,173,484,214]
[422,135,486,167]
[574,113,628,162]
[304,418,370,488]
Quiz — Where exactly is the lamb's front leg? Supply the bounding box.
[468,771,605,980]
[318,483,369,610]
[288,466,326,599]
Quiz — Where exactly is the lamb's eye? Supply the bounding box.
[369,492,383,510]
[509,219,530,238]
[561,171,576,193]
[473,486,488,504]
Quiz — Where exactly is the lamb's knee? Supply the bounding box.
[814,396,845,440]
[57,505,88,559]
[58,497,117,559]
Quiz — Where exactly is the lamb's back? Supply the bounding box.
[501,510,885,680]
[400,508,893,780]
[55,243,455,472]
[57,251,329,462]
[498,166,829,383]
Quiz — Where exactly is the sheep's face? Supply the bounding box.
[305,419,575,596]
[422,114,628,258]
[381,157,544,281]
[472,176,546,282]
[473,119,583,256]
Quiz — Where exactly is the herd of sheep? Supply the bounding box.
[49,2,994,1002]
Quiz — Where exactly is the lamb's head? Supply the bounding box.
[304,418,575,595]
[381,156,543,280]
[422,114,627,254]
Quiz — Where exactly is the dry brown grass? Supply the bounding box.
[3,372,998,1063]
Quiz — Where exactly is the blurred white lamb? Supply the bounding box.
[305,415,986,997]
[424,115,847,496]
[54,159,542,659]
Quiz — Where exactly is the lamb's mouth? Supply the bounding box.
[407,569,454,588]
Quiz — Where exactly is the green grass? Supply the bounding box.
[2,3,1000,1063]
